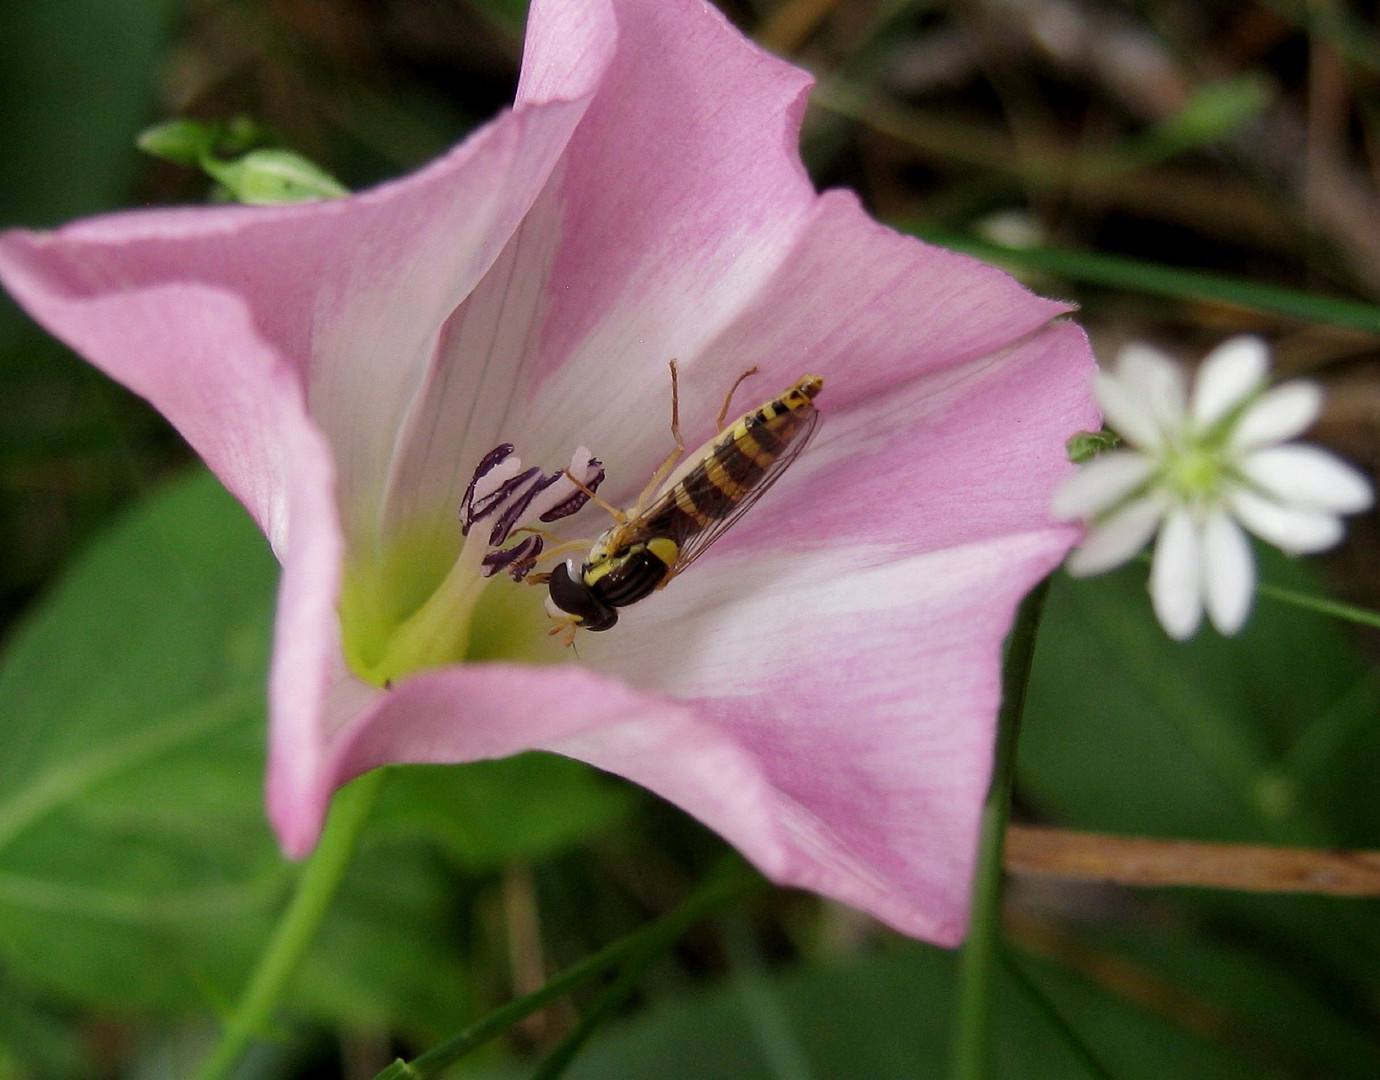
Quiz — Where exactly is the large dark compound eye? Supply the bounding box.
[547,560,618,631]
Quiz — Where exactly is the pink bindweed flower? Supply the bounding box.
[0,0,1096,943]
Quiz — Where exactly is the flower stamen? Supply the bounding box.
[461,444,605,579]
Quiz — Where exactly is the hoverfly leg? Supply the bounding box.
[527,534,595,566]
[509,525,566,546]
[629,360,689,513]
[545,614,580,648]
[561,469,627,522]
[504,528,593,585]
[715,366,760,432]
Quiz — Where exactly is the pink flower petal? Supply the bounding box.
[510,201,1087,558]
[0,0,1101,944]
[655,319,1098,569]
[320,664,901,923]
[581,530,1075,944]
[1,98,595,558]
[314,525,1074,945]
[503,0,1078,486]
[0,276,309,555]
[521,0,816,386]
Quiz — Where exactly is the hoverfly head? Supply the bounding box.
[546,558,618,632]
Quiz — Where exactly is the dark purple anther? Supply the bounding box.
[459,443,515,535]
[540,458,606,522]
[488,468,563,547]
[481,534,544,579]
[469,466,541,537]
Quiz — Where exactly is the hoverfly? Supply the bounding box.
[525,362,824,642]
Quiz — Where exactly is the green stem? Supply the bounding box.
[907,228,1380,336]
[948,578,1051,1080]
[191,769,388,1080]
[374,858,762,1080]
[1256,582,1380,630]
[526,912,674,1080]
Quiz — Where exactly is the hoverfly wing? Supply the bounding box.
[654,403,820,581]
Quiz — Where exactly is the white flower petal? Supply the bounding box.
[1149,508,1203,640]
[1051,451,1157,520]
[1229,488,1344,554]
[1231,381,1322,450]
[1118,343,1188,439]
[1201,510,1255,635]
[1065,492,1168,575]
[1192,336,1267,428]
[1095,370,1165,450]
[1241,444,1374,514]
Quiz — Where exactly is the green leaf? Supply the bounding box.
[0,982,95,1080]
[1124,76,1272,166]
[471,942,1264,1079]
[468,0,531,32]
[374,758,634,871]
[138,117,348,204]
[135,119,222,167]
[0,468,635,1034]
[0,0,188,613]
[1019,553,1380,1072]
[1086,920,1380,1079]
[136,116,268,168]
[1021,554,1370,846]
[1066,430,1120,464]
[0,470,283,1010]
[908,228,1380,335]
[296,832,476,1039]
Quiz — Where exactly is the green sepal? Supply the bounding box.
[1066,428,1120,463]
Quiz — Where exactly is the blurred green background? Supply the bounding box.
[1,1,1378,1077]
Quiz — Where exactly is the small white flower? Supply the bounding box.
[1053,336,1373,640]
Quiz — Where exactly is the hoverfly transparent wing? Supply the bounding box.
[652,404,820,582]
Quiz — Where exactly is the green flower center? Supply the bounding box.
[340,529,564,687]
[337,444,605,686]
[1162,444,1224,500]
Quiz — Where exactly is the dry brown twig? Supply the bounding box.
[1006,825,1380,896]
